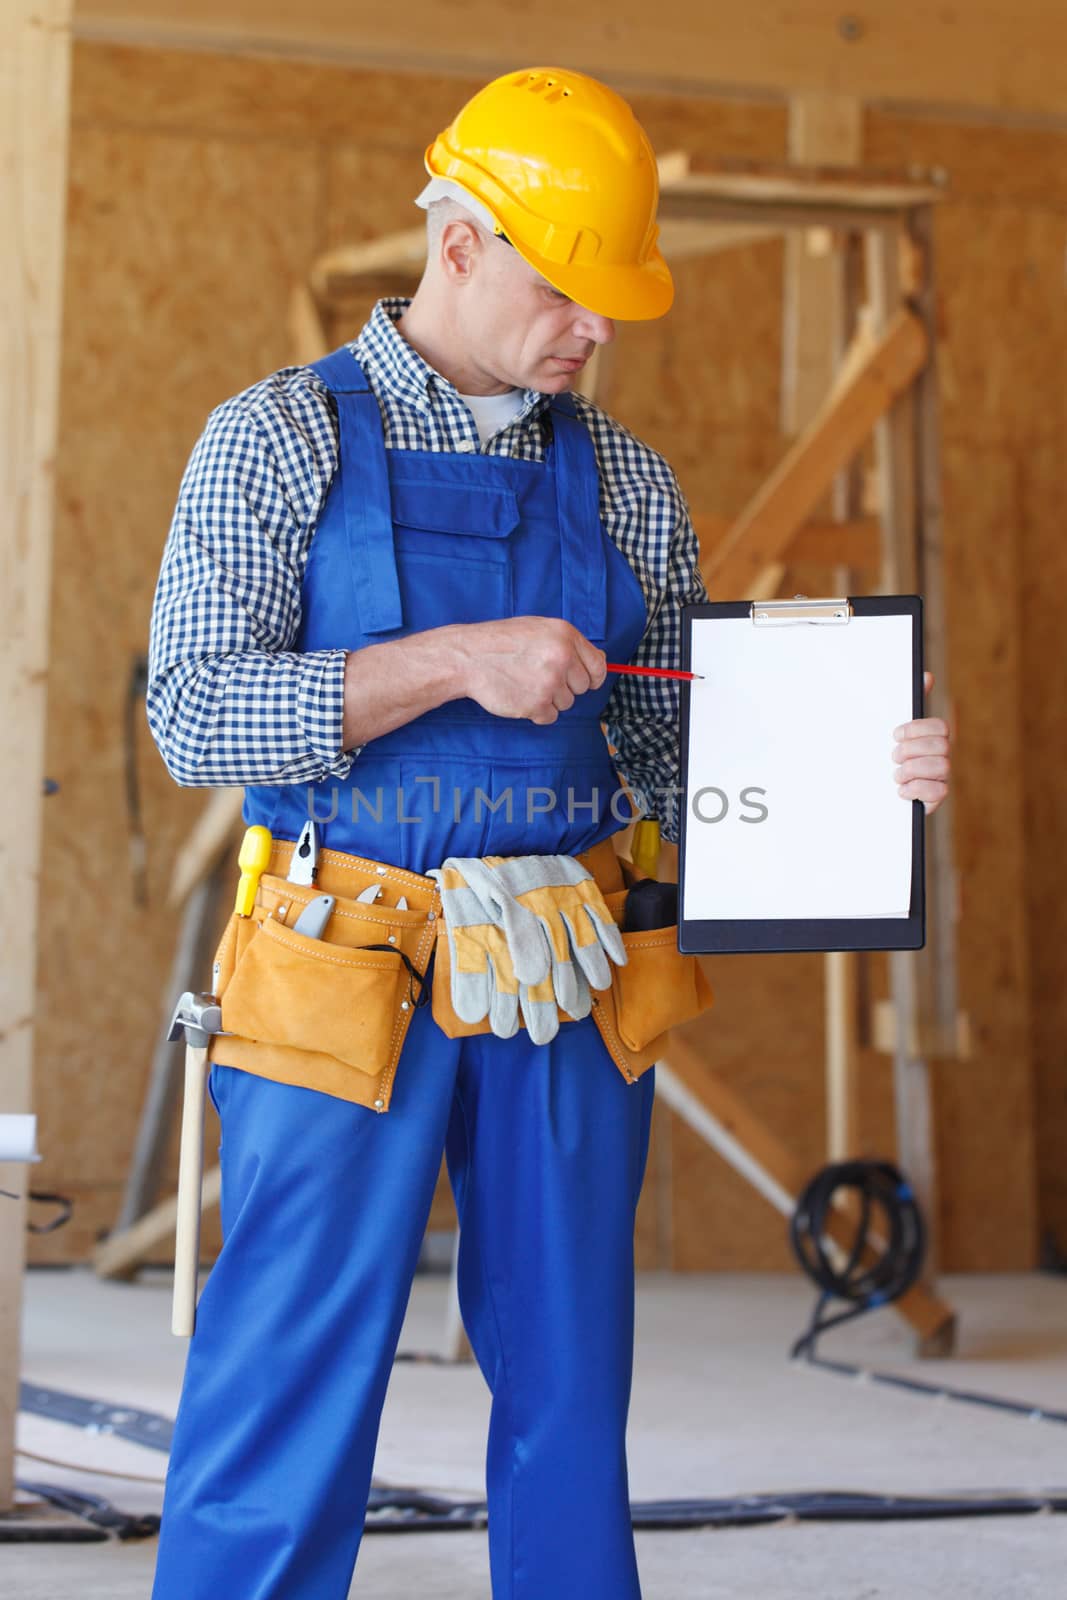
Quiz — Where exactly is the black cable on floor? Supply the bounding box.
[362,1485,1067,1533]
[7,1483,159,1542]
[788,1159,1067,1425]
[799,1351,1067,1425]
[789,1159,926,1361]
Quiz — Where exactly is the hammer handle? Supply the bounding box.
[172,1042,209,1337]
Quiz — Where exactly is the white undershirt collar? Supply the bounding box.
[456,386,525,445]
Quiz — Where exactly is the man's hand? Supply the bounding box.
[893,670,951,816]
[340,618,607,748]
[455,616,607,724]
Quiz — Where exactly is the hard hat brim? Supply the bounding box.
[512,238,675,322]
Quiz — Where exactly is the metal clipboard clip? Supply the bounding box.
[751,595,853,626]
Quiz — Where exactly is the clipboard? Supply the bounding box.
[677,594,925,955]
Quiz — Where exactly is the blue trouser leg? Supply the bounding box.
[151,998,460,1600]
[151,1005,654,1600]
[446,1019,655,1600]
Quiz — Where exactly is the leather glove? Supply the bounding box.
[429,864,522,1038]
[516,970,566,1047]
[449,852,627,1019]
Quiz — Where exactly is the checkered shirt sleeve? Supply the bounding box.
[147,383,355,787]
[147,298,707,836]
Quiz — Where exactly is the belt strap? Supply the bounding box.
[264,836,625,900]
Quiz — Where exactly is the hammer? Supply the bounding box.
[167,991,223,1337]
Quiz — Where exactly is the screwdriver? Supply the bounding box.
[235,825,272,916]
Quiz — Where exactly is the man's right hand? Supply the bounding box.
[341,616,609,750]
[452,616,608,724]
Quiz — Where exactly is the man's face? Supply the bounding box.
[455,227,616,394]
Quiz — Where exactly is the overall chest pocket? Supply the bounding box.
[392,479,518,628]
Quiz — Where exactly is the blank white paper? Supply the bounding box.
[682,614,914,922]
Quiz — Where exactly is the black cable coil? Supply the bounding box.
[789,1159,926,1360]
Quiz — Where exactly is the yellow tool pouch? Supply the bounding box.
[208,843,441,1114]
[429,840,715,1085]
[590,888,715,1082]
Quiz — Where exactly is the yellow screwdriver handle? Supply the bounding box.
[234,825,273,916]
[630,818,661,881]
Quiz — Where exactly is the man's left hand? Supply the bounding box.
[892,671,951,816]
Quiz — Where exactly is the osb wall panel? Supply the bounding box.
[30,42,1047,1277]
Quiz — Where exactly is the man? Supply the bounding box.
[147,66,950,1600]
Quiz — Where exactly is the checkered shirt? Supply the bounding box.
[146,298,707,842]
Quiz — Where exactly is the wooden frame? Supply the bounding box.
[0,0,74,1516]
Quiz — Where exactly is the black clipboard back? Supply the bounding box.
[677,595,925,955]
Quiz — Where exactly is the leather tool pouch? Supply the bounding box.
[207,848,440,1114]
[589,889,714,1081]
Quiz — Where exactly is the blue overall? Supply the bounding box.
[151,350,655,1600]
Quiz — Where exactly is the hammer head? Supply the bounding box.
[167,991,223,1047]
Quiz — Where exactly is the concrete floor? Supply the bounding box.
[9,1268,1067,1598]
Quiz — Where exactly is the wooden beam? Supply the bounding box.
[703,309,928,599]
[662,162,945,216]
[0,0,73,1513]
[310,228,428,297]
[779,96,865,1165]
[657,173,943,235]
[907,204,965,1058]
[872,999,972,1062]
[72,1,1067,125]
[169,789,244,910]
[94,1167,222,1280]
[866,234,917,591]
[662,1035,957,1353]
[693,513,882,580]
[825,948,861,1158]
[657,217,784,262]
[825,229,868,1162]
[781,95,863,436]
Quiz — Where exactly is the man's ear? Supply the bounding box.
[438,218,483,285]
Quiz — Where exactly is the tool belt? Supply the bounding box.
[208,837,714,1113]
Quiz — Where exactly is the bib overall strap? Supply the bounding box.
[548,393,608,646]
[310,347,403,636]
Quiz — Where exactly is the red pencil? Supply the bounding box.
[605,662,703,680]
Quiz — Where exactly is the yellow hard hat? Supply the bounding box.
[424,67,674,322]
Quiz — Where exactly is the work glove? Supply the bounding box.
[430,862,578,1044]
[446,852,627,1023]
[429,864,523,1038]
[516,970,568,1047]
